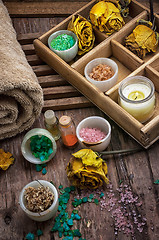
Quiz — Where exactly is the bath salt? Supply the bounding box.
[50,34,75,51]
[79,127,106,142]
[89,64,114,81]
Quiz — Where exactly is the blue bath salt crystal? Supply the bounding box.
[37,229,43,236]
[35,164,43,172]
[25,233,35,240]
[67,218,73,226]
[51,34,75,51]
[42,168,47,175]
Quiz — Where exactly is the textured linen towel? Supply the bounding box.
[0,0,43,139]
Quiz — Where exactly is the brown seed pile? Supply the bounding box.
[24,186,54,212]
[89,64,114,81]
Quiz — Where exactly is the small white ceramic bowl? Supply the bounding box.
[21,128,57,164]
[84,58,118,92]
[76,116,111,152]
[48,30,78,62]
[19,180,59,222]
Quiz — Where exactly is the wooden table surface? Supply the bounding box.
[1,1,159,240]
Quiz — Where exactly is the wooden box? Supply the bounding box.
[34,0,159,148]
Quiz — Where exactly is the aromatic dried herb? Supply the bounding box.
[24,186,54,212]
[0,148,15,170]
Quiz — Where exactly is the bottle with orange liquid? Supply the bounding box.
[59,115,78,148]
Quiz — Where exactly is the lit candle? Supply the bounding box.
[118,76,155,123]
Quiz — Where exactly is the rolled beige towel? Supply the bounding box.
[0,0,44,139]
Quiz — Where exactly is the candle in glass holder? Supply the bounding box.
[118,76,155,123]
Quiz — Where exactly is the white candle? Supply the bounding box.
[118,76,155,123]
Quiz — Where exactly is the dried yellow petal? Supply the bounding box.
[125,23,158,58]
[90,1,125,35]
[72,149,103,168]
[67,149,109,189]
[98,0,132,17]
[67,14,95,55]
[0,148,15,170]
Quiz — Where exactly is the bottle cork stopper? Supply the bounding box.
[44,110,56,125]
[59,115,71,126]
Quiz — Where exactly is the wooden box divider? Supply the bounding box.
[34,0,159,148]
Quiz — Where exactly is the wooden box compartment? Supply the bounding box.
[112,12,159,64]
[34,0,159,148]
[37,0,148,64]
[106,54,159,148]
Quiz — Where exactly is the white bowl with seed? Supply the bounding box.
[19,180,59,221]
[84,58,118,92]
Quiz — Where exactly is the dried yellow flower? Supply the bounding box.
[90,1,125,35]
[125,20,159,58]
[0,148,15,170]
[98,0,132,17]
[67,14,95,55]
[66,149,109,189]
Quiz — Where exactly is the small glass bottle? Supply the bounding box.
[44,110,61,141]
[59,115,78,148]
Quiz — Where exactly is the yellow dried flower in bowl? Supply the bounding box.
[66,149,109,189]
[67,14,95,55]
[90,1,125,35]
[125,20,159,58]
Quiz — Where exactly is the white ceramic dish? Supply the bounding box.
[21,128,57,164]
[48,30,78,62]
[76,116,111,152]
[19,180,59,222]
[84,57,118,92]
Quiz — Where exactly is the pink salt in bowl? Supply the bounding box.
[76,116,111,152]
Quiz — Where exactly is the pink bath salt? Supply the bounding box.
[79,127,107,143]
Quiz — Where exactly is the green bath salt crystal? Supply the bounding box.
[30,135,53,161]
[51,34,75,51]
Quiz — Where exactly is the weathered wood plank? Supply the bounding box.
[4,2,87,17]
[1,1,159,240]
[43,96,93,111]
[43,85,81,99]
[38,75,68,87]
[32,65,56,76]
[26,54,43,65]
[21,44,35,55]
[17,32,44,44]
